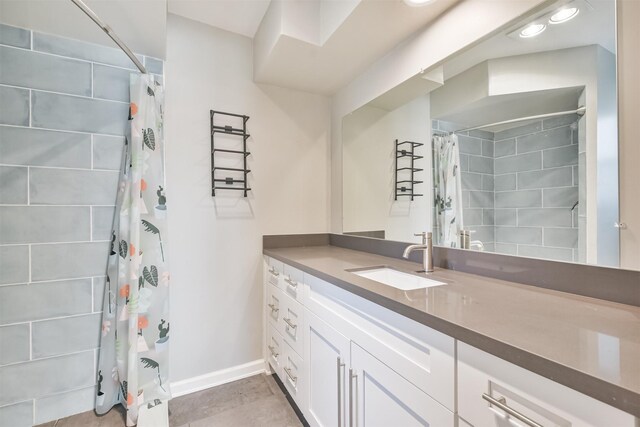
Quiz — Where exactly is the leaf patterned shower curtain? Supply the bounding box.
[96,74,171,426]
[433,134,464,247]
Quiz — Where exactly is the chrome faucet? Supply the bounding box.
[403,232,434,273]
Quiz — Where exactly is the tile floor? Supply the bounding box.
[36,374,303,427]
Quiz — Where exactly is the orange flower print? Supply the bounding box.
[119,284,130,298]
[129,243,136,257]
[126,392,134,406]
[140,178,147,191]
[138,315,149,330]
[130,102,138,117]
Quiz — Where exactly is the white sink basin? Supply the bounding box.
[351,267,446,291]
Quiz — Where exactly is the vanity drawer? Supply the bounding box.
[458,342,635,427]
[265,256,284,288]
[266,282,282,329]
[281,292,304,358]
[282,264,304,303]
[281,339,306,410]
[266,323,284,376]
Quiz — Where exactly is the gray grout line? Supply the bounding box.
[1,312,102,330]
[0,162,119,172]
[0,41,145,74]
[0,83,129,105]
[0,275,106,288]
[0,123,126,139]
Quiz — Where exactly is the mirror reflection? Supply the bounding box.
[342,0,624,268]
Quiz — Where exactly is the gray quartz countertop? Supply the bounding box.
[264,245,640,418]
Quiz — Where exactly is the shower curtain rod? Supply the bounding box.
[449,107,586,134]
[70,0,147,74]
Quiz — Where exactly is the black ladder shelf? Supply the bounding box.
[394,139,424,201]
[210,110,251,197]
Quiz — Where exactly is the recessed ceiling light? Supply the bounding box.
[403,0,436,7]
[549,7,579,24]
[519,23,546,38]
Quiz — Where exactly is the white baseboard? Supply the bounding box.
[170,359,265,398]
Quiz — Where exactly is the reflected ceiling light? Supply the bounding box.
[403,0,436,7]
[549,7,579,24]
[519,23,547,38]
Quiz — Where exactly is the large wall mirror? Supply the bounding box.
[342,0,630,269]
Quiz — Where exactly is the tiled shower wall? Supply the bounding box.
[432,116,579,262]
[493,117,579,262]
[433,120,496,251]
[0,23,163,426]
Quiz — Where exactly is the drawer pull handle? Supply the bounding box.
[268,267,280,277]
[284,367,297,384]
[284,277,298,288]
[337,357,345,427]
[482,394,544,427]
[268,345,279,358]
[267,303,279,313]
[349,369,357,427]
[283,317,297,330]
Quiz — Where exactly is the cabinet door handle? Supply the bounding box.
[268,267,280,276]
[284,366,297,385]
[283,317,297,330]
[284,277,298,288]
[268,345,278,359]
[267,303,279,313]
[337,357,345,427]
[349,369,357,427]
[482,394,544,427]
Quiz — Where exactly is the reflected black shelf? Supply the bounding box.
[394,139,423,201]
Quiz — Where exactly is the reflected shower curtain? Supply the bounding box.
[433,134,464,247]
[96,74,171,426]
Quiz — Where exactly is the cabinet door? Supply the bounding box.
[305,310,351,427]
[351,342,453,427]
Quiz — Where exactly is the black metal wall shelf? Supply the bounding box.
[210,110,251,197]
[394,139,424,201]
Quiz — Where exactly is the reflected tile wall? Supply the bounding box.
[494,118,579,261]
[0,22,164,426]
[433,117,580,261]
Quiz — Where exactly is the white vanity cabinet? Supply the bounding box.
[458,342,636,427]
[263,256,637,427]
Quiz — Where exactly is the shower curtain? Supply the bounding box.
[433,134,464,247]
[96,74,171,426]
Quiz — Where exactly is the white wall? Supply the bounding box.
[342,96,430,242]
[165,14,331,383]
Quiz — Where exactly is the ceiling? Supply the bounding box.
[253,0,461,94]
[438,87,583,131]
[168,0,271,38]
[441,0,615,81]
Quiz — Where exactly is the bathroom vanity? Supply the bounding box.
[263,237,639,427]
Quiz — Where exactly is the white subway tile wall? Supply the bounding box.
[0,22,164,426]
[433,116,580,261]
